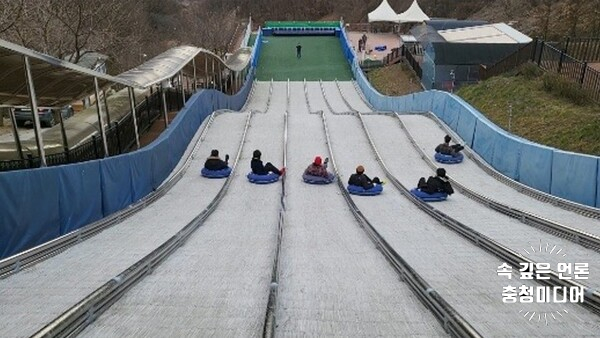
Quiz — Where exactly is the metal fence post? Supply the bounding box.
[115,122,122,154]
[558,50,565,73]
[580,62,588,85]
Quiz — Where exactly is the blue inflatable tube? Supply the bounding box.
[434,152,464,164]
[410,188,448,201]
[303,173,335,185]
[201,167,232,178]
[247,172,280,184]
[347,184,383,196]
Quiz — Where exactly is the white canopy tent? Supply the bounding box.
[397,0,430,23]
[368,0,400,23]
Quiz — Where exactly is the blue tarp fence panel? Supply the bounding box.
[338,26,600,209]
[0,31,262,259]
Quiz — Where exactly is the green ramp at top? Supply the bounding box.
[256,36,353,81]
[264,21,340,28]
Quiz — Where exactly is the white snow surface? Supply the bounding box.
[400,114,600,238]
[3,81,600,337]
[315,81,600,336]
[276,82,447,336]
[0,111,249,337]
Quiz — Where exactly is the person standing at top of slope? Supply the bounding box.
[296,43,302,59]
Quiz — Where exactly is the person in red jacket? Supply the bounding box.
[304,156,334,181]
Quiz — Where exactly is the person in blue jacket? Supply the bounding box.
[251,150,285,176]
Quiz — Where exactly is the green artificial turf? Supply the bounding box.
[256,36,353,81]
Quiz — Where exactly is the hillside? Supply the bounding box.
[456,65,600,156]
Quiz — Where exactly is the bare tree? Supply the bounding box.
[0,0,24,34]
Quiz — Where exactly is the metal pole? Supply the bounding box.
[224,68,229,94]
[161,85,169,129]
[8,108,24,160]
[211,58,215,89]
[217,61,222,91]
[103,90,111,126]
[23,56,46,166]
[205,56,209,89]
[57,108,69,155]
[180,71,185,106]
[128,87,141,149]
[192,57,197,92]
[93,77,109,158]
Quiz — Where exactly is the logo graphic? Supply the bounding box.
[496,240,589,325]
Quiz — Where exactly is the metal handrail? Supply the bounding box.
[424,112,600,219]
[0,108,217,279]
[262,78,289,338]
[394,113,600,252]
[31,111,255,338]
[319,110,482,337]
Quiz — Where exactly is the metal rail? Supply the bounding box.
[347,79,600,219]
[423,112,600,219]
[355,111,600,316]
[331,80,600,317]
[393,113,600,252]
[318,109,482,338]
[262,79,288,338]
[0,111,215,279]
[0,80,262,280]
[32,111,255,338]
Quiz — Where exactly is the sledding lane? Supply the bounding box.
[317,81,600,336]
[0,110,250,337]
[79,81,283,337]
[275,81,447,336]
[400,114,600,238]
[362,113,600,290]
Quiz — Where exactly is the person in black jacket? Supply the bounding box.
[348,165,382,190]
[204,149,229,170]
[417,168,454,195]
[435,135,464,156]
[251,149,285,176]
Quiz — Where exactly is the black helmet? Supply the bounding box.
[210,149,219,157]
[253,149,261,158]
[444,135,451,143]
[437,168,446,177]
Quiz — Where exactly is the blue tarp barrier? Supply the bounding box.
[442,97,462,130]
[337,25,600,208]
[0,167,61,257]
[597,161,600,208]
[59,161,103,234]
[129,149,154,202]
[551,151,598,206]
[0,28,262,259]
[491,133,523,180]
[455,105,478,147]
[518,142,553,193]
[471,118,499,164]
[101,154,134,216]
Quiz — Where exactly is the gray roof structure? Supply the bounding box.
[0,38,139,107]
[116,46,252,88]
[0,39,252,108]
